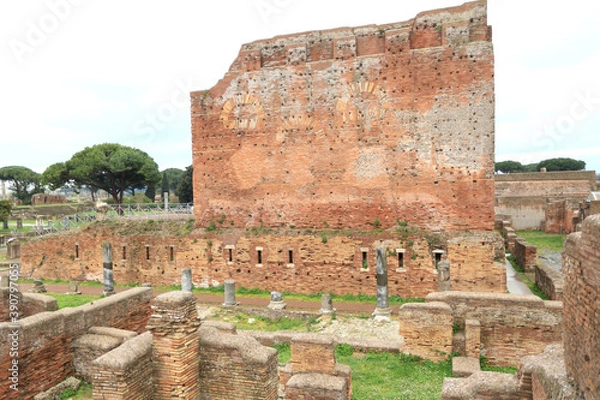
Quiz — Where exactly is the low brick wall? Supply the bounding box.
[398,302,453,362]
[426,292,562,367]
[0,287,152,400]
[0,290,57,322]
[91,332,153,399]
[534,263,563,301]
[198,326,279,400]
[513,238,537,272]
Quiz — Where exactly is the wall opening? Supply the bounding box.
[145,246,150,261]
[229,248,233,262]
[288,250,293,264]
[361,248,368,269]
[256,247,263,266]
[433,250,444,269]
[169,246,175,262]
[75,244,79,259]
[226,245,235,264]
[122,245,127,260]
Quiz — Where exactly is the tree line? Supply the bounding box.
[495,157,587,174]
[0,143,193,206]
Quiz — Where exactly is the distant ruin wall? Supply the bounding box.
[494,171,596,232]
[563,214,600,399]
[192,0,495,231]
[425,292,562,366]
[0,288,152,400]
[20,221,506,298]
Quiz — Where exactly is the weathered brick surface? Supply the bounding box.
[535,263,563,301]
[398,301,453,361]
[147,291,200,400]
[563,214,600,400]
[513,238,537,272]
[91,332,154,400]
[21,221,506,298]
[518,344,582,400]
[426,292,562,367]
[495,171,596,232]
[198,326,279,400]
[286,333,352,400]
[192,1,495,232]
[441,372,520,400]
[0,288,151,400]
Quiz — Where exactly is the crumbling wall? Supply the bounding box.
[20,222,506,298]
[0,287,152,400]
[495,171,596,232]
[192,0,495,232]
[197,326,279,399]
[534,263,563,301]
[563,214,600,399]
[398,302,453,362]
[91,332,154,400]
[513,238,537,272]
[426,292,562,366]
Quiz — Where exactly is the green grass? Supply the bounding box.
[62,382,92,399]
[45,293,102,309]
[213,310,317,332]
[271,342,291,363]
[515,231,566,252]
[335,347,453,400]
[191,285,424,306]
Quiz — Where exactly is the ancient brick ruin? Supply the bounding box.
[439,214,600,399]
[495,170,597,233]
[20,0,505,299]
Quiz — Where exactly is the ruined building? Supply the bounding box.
[21,0,505,298]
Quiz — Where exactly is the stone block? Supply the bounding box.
[452,356,480,377]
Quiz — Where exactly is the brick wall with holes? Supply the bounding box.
[191,0,495,232]
[20,220,506,297]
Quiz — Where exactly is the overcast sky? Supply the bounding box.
[1,0,599,175]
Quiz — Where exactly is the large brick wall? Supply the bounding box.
[563,214,600,399]
[495,171,596,232]
[191,0,495,232]
[0,287,151,400]
[20,220,506,298]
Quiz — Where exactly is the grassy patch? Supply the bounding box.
[45,293,102,309]
[192,285,424,306]
[213,310,316,332]
[480,356,518,374]
[271,342,291,364]
[64,382,92,399]
[516,231,566,252]
[335,348,452,400]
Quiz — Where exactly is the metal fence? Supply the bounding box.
[33,203,194,237]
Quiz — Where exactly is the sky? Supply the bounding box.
[0,0,599,175]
